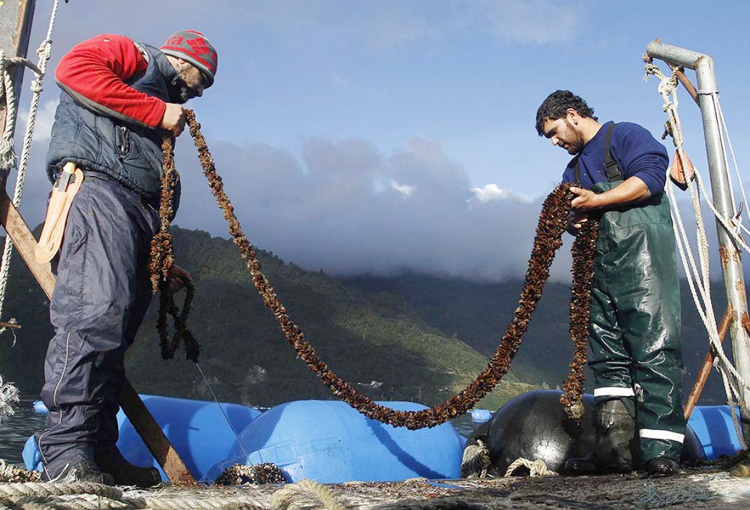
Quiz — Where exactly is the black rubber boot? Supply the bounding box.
[565,399,635,475]
[646,457,680,477]
[95,398,161,488]
[43,460,115,485]
[95,449,162,488]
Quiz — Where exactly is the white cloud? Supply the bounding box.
[17,99,58,144]
[169,133,569,283]
[391,181,415,197]
[470,183,532,205]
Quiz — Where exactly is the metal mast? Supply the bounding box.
[0,0,36,156]
[646,40,750,443]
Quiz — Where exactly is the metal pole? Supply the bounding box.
[647,39,750,442]
[0,0,36,148]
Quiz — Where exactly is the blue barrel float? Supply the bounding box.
[26,393,737,482]
[24,396,466,484]
[203,400,466,483]
[688,405,745,459]
[24,395,262,481]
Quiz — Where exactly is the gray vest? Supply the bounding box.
[46,43,183,207]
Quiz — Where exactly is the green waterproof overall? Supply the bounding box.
[585,144,686,463]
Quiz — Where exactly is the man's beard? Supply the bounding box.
[177,82,198,102]
[564,118,585,155]
[171,71,199,103]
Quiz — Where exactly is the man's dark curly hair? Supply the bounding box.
[535,90,598,136]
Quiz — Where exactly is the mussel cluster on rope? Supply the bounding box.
[149,136,199,363]
[149,109,599,430]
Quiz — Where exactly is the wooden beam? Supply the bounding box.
[684,306,732,420]
[119,379,198,486]
[0,189,196,485]
[0,191,55,297]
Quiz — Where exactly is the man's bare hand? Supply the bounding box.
[569,186,601,211]
[567,210,589,234]
[167,264,192,293]
[160,103,186,136]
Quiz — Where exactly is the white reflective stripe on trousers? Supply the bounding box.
[639,429,685,443]
[593,387,635,398]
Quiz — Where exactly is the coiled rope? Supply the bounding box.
[0,376,18,423]
[270,479,347,510]
[0,467,339,510]
[460,439,491,478]
[0,479,298,509]
[0,482,129,510]
[152,110,599,429]
[503,458,557,477]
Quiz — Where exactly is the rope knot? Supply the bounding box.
[504,457,557,477]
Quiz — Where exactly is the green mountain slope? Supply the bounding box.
[0,226,730,413]
[0,228,532,411]
[341,273,732,406]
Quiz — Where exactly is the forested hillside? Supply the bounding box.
[0,228,533,410]
[0,226,731,412]
[342,273,732,405]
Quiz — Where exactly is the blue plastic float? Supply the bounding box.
[687,405,744,459]
[24,395,262,481]
[22,394,744,483]
[470,408,492,423]
[24,396,465,483]
[203,400,466,483]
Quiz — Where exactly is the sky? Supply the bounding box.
[8,0,750,282]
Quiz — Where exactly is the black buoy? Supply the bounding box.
[476,390,595,474]
[469,390,704,475]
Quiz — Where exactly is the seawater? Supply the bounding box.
[0,398,484,467]
[451,413,483,438]
[0,398,45,465]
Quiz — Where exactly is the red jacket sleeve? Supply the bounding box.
[55,34,167,128]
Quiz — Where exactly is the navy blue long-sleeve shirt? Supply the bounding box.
[562,121,669,195]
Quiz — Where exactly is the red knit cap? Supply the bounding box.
[160,30,218,87]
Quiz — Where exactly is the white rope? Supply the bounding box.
[0,374,19,423]
[270,479,348,510]
[711,93,750,250]
[0,481,131,510]
[645,63,750,448]
[460,439,491,478]
[0,53,21,174]
[503,457,557,477]
[703,92,738,217]
[0,0,61,336]
[0,458,39,483]
[715,99,750,233]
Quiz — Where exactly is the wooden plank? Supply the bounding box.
[0,189,196,485]
[683,306,731,420]
[119,379,198,486]
[0,191,55,298]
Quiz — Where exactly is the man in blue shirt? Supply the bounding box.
[536,90,685,476]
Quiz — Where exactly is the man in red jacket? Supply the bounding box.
[35,30,217,486]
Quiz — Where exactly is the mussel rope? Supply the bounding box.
[149,134,200,363]
[149,109,598,429]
